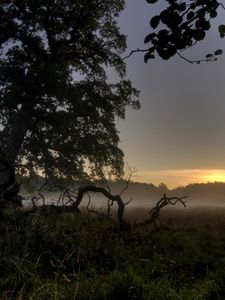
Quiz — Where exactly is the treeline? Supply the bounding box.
[105,180,225,206]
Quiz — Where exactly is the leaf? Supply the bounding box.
[194,29,205,41]
[187,11,195,20]
[178,2,186,11]
[219,25,225,38]
[160,10,170,25]
[196,18,210,31]
[144,52,155,63]
[144,33,156,43]
[205,53,213,58]
[150,15,160,29]
[157,46,176,60]
[214,49,223,56]
[158,29,169,38]
[190,3,196,10]
[210,11,217,18]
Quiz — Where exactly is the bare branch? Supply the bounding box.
[57,190,64,206]
[31,195,38,208]
[219,2,225,10]
[86,192,105,217]
[122,48,149,60]
[124,197,132,206]
[98,168,111,193]
[33,179,49,193]
[71,185,130,230]
[176,51,217,64]
[119,165,137,196]
[107,198,113,217]
[64,189,77,205]
[136,194,187,230]
[38,192,45,206]
[122,47,218,65]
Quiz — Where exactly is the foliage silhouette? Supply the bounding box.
[0,0,139,182]
[126,0,225,63]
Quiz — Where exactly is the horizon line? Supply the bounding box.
[134,168,225,189]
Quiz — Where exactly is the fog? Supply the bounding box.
[21,181,225,210]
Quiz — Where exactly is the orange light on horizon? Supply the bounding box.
[136,169,225,189]
[204,173,225,184]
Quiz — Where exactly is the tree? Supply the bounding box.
[143,0,225,63]
[0,0,140,182]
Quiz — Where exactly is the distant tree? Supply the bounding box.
[158,182,169,193]
[0,0,140,182]
[140,0,225,63]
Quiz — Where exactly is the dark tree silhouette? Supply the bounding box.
[0,146,22,207]
[0,0,139,183]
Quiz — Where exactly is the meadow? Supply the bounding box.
[1,206,225,299]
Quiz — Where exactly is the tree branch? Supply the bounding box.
[122,48,149,60]
[71,185,130,229]
[176,51,218,64]
[136,194,187,230]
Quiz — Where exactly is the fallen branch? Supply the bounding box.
[71,185,130,230]
[136,194,187,229]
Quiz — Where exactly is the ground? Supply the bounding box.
[1,206,225,299]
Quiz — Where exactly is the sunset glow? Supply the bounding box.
[136,169,225,189]
[204,173,225,184]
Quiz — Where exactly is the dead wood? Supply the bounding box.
[136,194,187,230]
[71,185,130,230]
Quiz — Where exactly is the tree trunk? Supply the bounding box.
[0,103,33,208]
[3,103,33,164]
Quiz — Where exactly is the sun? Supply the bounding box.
[205,173,225,183]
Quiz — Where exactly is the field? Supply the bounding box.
[1,206,225,299]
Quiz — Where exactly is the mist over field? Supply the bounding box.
[22,180,225,209]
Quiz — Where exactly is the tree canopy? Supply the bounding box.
[0,0,139,181]
[144,0,225,63]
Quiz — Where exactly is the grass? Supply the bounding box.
[1,206,225,299]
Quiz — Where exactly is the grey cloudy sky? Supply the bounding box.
[115,0,225,187]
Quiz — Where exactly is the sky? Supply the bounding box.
[115,0,225,188]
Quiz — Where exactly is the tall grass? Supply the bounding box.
[1,207,225,299]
